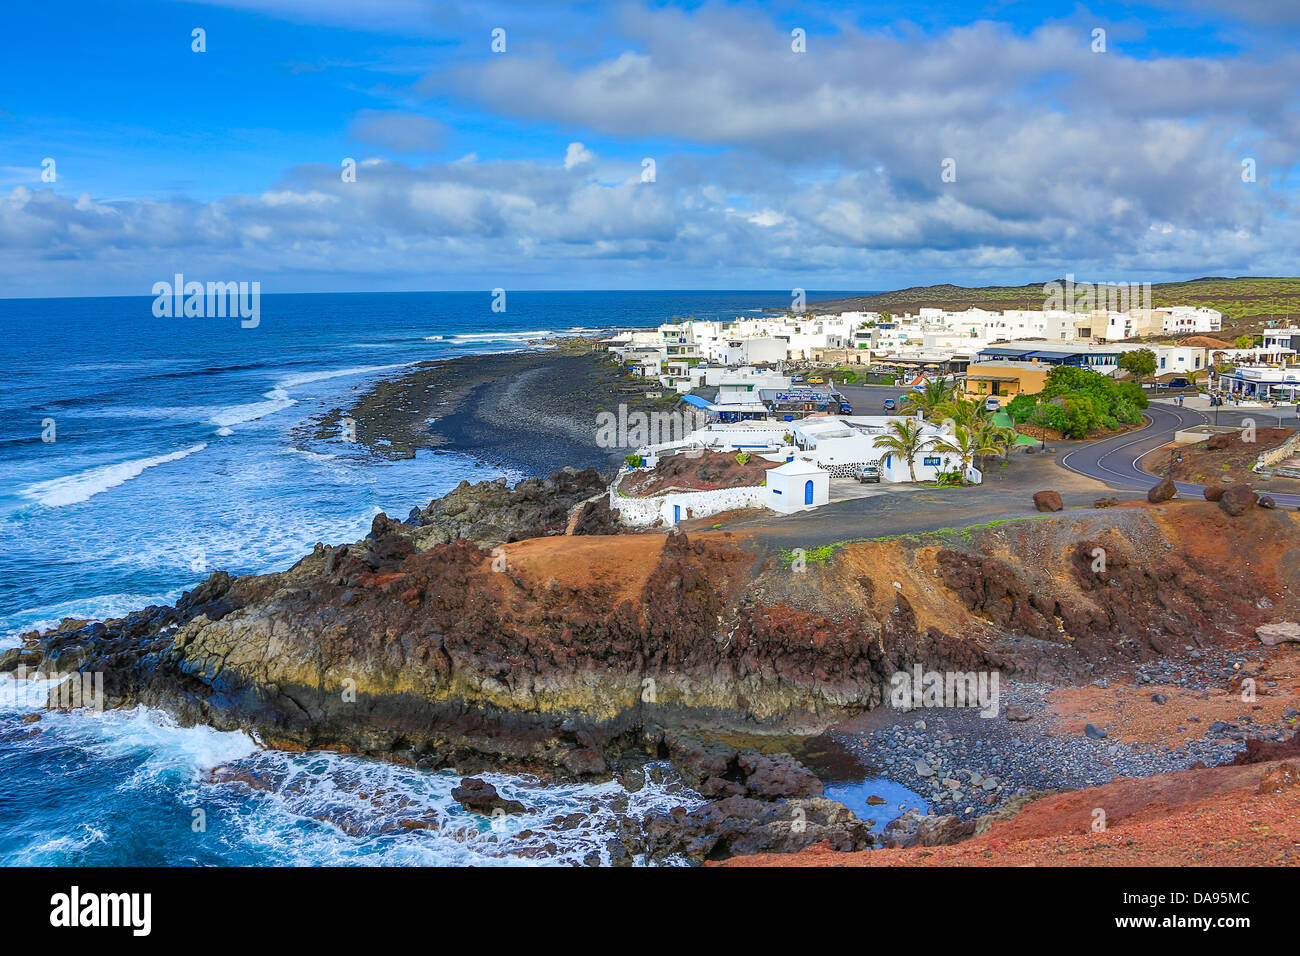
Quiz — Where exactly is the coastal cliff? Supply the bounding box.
[8,477,1295,784]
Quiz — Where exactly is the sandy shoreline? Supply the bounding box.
[303,337,683,477]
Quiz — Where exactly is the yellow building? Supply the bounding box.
[962,361,1051,401]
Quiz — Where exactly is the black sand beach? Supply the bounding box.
[304,339,683,477]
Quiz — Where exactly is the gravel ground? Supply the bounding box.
[836,649,1299,821]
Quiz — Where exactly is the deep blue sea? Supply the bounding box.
[0,289,925,865]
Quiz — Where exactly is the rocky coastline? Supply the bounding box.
[7,457,1300,862]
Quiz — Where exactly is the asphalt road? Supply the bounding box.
[1058,400,1300,506]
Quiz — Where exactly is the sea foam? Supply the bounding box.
[21,443,208,508]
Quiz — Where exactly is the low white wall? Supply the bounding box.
[610,482,767,528]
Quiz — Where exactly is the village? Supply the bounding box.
[597,301,1300,528]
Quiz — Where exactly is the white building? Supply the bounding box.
[765,458,830,513]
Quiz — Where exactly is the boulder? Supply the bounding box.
[450,777,528,815]
[1258,494,1277,510]
[1004,704,1032,722]
[1257,622,1300,646]
[1147,477,1177,503]
[880,809,975,849]
[1084,723,1107,740]
[1093,496,1120,508]
[1207,433,1234,450]
[1203,484,1227,501]
[1218,484,1257,517]
[1032,491,1063,513]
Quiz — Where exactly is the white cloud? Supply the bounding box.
[563,142,596,169]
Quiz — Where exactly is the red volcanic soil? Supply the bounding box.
[620,451,781,497]
[717,759,1300,867]
[1142,428,1294,487]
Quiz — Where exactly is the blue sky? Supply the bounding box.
[2,0,1298,296]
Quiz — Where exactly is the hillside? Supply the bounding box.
[808,276,1300,333]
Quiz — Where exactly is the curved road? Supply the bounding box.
[1058,400,1300,507]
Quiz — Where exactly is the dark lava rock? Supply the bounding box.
[451,777,528,815]
[1084,723,1107,739]
[1147,477,1177,503]
[1258,494,1277,510]
[1093,497,1120,508]
[409,466,610,548]
[663,734,822,800]
[1032,490,1063,513]
[1004,704,1032,722]
[1218,484,1257,517]
[643,796,872,863]
[1207,433,1234,450]
[1203,485,1227,502]
[1152,693,1169,705]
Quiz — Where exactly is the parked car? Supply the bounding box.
[1167,376,1192,389]
[856,463,881,483]
[807,376,825,385]
[984,396,1001,412]
[882,398,897,411]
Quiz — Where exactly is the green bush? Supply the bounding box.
[1010,366,1146,436]
[735,452,751,465]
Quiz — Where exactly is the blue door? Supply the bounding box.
[673,504,681,523]
[804,480,814,505]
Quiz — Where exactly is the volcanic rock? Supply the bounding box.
[451,777,527,815]
[1218,484,1257,517]
[644,796,873,862]
[1147,477,1177,503]
[1032,491,1063,513]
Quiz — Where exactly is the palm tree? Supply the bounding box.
[935,394,991,430]
[929,424,1002,481]
[983,424,1019,465]
[876,417,933,483]
[904,378,956,417]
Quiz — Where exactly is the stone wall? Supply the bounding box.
[609,475,768,528]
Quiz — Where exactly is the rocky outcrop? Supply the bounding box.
[10,500,1294,793]
[404,466,610,548]
[1204,484,1227,501]
[662,734,823,800]
[643,796,873,862]
[450,777,527,815]
[935,526,1274,663]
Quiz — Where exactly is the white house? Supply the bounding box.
[789,415,971,483]
[765,458,829,513]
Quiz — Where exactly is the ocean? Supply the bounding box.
[1,289,914,866]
